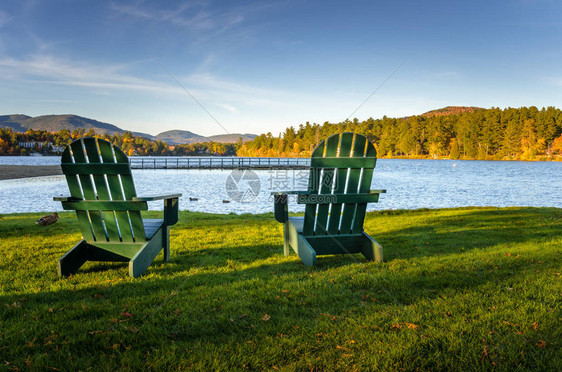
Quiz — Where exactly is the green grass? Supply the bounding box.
[0,207,560,371]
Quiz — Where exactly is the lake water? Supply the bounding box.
[0,157,561,214]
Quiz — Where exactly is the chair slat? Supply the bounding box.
[313,134,339,235]
[303,149,323,235]
[97,140,135,243]
[327,132,353,234]
[70,140,107,241]
[61,148,94,241]
[352,140,377,234]
[83,138,121,241]
[113,144,146,242]
[302,167,320,235]
[340,135,368,233]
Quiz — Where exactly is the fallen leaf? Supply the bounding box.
[536,340,547,348]
[128,326,139,334]
[261,314,271,321]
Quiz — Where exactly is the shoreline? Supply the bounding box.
[0,165,62,180]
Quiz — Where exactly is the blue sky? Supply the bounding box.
[0,0,561,136]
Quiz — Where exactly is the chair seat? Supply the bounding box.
[143,219,164,240]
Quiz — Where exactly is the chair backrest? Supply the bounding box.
[302,132,377,236]
[61,137,147,243]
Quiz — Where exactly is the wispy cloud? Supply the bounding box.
[109,1,242,31]
[0,54,180,94]
[0,9,12,27]
[430,71,462,80]
[543,76,562,87]
[0,54,301,109]
[110,2,202,27]
[109,1,282,43]
[28,32,73,53]
[215,103,238,113]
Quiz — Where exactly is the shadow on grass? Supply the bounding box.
[1,208,560,370]
[371,207,562,260]
[2,208,561,327]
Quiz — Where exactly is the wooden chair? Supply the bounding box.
[55,138,181,278]
[273,132,386,266]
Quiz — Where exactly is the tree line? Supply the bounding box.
[3,106,562,160]
[0,128,238,156]
[238,106,562,160]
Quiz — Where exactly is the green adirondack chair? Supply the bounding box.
[55,137,181,278]
[273,132,386,266]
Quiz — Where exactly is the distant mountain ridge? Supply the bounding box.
[154,130,256,144]
[421,106,482,117]
[0,114,256,144]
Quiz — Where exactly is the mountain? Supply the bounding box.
[154,130,257,144]
[0,114,257,144]
[0,114,153,139]
[0,115,33,132]
[422,106,482,117]
[207,133,257,143]
[154,130,206,144]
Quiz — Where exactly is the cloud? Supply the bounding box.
[109,1,239,31]
[544,77,562,87]
[430,71,462,80]
[0,10,12,27]
[215,103,238,113]
[0,54,179,94]
[0,54,303,110]
[109,1,282,43]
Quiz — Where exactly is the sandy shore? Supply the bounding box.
[0,165,63,180]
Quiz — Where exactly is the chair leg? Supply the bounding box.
[58,240,89,277]
[283,222,290,256]
[128,225,165,278]
[361,232,383,262]
[296,234,317,267]
[162,225,170,262]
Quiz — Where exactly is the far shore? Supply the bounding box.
[0,165,62,180]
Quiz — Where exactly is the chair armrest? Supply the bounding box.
[132,193,182,201]
[54,196,82,202]
[133,194,182,226]
[370,189,386,194]
[271,191,310,223]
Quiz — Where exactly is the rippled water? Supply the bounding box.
[1,158,561,214]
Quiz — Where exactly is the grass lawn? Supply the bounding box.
[0,207,560,371]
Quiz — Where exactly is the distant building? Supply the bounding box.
[49,144,66,153]
[18,141,44,149]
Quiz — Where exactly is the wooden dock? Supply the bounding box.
[129,157,310,170]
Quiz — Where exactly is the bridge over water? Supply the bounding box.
[129,157,310,170]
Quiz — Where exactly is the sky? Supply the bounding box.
[0,0,561,137]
